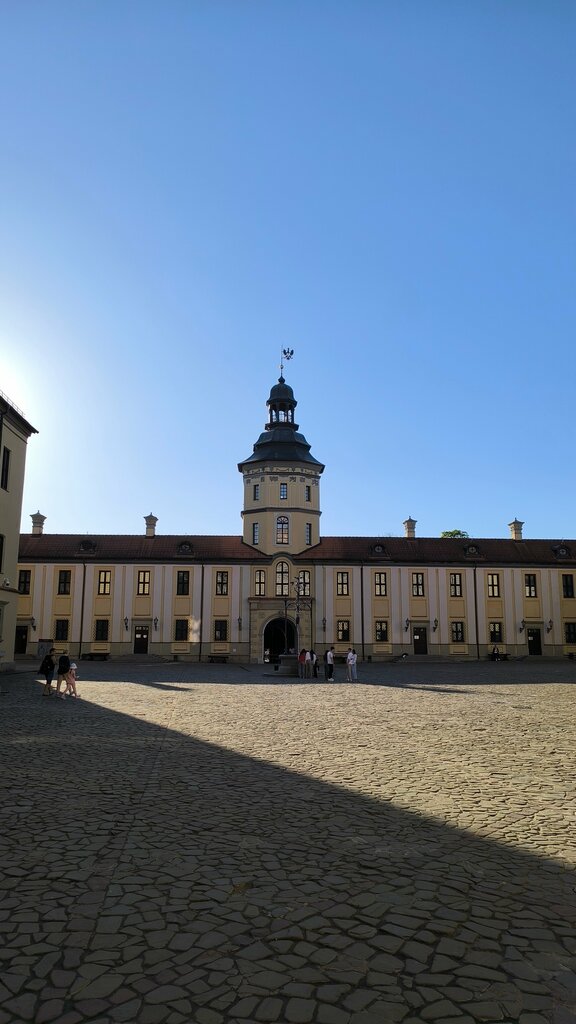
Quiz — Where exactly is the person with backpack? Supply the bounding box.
[39,648,57,697]
[55,652,71,699]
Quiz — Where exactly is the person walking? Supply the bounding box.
[327,645,335,681]
[350,648,358,681]
[55,652,71,698]
[39,648,57,697]
[346,648,354,681]
[323,649,329,680]
[298,649,306,679]
[310,649,318,678]
[64,662,79,698]
[305,649,312,678]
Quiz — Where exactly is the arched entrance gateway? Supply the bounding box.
[263,618,296,663]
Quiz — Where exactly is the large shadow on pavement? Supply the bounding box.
[0,669,575,1024]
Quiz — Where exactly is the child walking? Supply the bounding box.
[64,662,80,698]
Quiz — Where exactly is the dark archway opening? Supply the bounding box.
[263,618,295,663]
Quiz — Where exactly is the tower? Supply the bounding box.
[238,373,324,555]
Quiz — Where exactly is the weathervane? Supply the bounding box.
[280,347,294,376]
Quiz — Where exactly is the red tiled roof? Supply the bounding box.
[296,536,576,566]
[18,534,268,563]
[18,533,576,567]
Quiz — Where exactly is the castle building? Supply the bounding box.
[16,374,576,663]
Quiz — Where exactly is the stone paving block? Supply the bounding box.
[285,997,316,1023]
[34,999,65,1023]
[316,1005,351,1024]
[110,1000,143,1022]
[420,998,463,1019]
[254,997,284,1021]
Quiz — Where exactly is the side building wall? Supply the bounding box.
[0,400,37,671]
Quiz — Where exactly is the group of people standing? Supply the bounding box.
[297,648,319,678]
[38,649,79,699]
[297,646,359,682]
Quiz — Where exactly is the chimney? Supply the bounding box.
[145,514,158,537]
[31,511,46,535]
[509,518,524,541]
[403,517,417,539]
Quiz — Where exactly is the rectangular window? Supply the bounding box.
[54,619,69,641]
[337,619,350,642]
[253,483,260,500]
[489,622,503,644]
[174,619,189,641]
[305,523,312,545]
[525,573,537,598]
[255,570,266,596]
[450,573,462,597]
[176,571,189,595]
[305,485,311,502]
[487,573,500,598]
[1,447,10,490]
[451,621,465,643]
[374,572,387,597]
[280,482,288,500]
[563,574,575,599]
[18,570,31,595]
[98,570,111,596]
[216,571,228,595]
[58,570,71,595]
[298,570,310,596]
[412,572,425,597]
[565,622,576,644]
[252,522,259,545]
[374,620,388,642]
[214,619,228,642]
[137,570,150,596]
[94,619,109,641]
[337,571,349,596]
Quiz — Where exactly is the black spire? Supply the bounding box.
[238,374,324,469]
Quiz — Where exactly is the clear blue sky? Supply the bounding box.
[2,2,574,540]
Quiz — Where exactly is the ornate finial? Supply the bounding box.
[280,347,294,376]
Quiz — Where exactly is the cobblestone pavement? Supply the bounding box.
[1,660,575,1024]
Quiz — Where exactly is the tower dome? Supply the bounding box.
[239,375,324,469]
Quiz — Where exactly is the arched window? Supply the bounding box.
[276,561,289,596]
[276,516,289,545]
